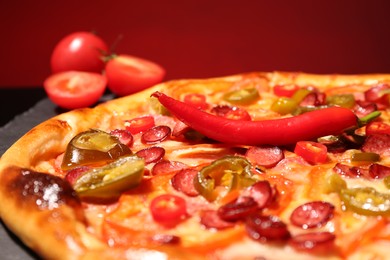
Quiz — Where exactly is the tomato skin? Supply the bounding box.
[150,194,187,227]
[51,32,108,73]
[124,116,155,134]
[43,71,107,109]
[294,141,328,164]
[105,54,166,96]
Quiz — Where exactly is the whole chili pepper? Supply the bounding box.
[151,92,357,146]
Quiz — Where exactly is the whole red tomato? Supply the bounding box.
[105,54,166,96]
[50,32,108,73]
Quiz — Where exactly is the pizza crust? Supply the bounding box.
[0,72,390,259]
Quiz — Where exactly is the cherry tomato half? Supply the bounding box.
[43,71,107,109]
[366,121,390,135]
[150,194,187,227]
[183,93,209,110]
[273,84,300,97]
[105,54,166,96]
[294,141,328,164]
[124,116,155,134]
[50,32,108,73]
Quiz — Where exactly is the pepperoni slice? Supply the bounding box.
[290,201,334,229]
[246,214,290,241]
[332,163,369,178]
[369,164,390,179]
[243,181,274,209]
[218,196,259,222]
[141,125,171,144]
[362,134,390,156]
[110,129,134,146]
[172,120,191,137]
[245,146,284,168]
[200,210,235,230]
[151,234,181,244]
[64,166,90,185]
[353,100,377,118]
[136,146,165,164]
[151,160,188,176]
[299,92,326,106]
[171,168,199,197]
[288,232,336,254]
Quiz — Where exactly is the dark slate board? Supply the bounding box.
[0,98,56,260]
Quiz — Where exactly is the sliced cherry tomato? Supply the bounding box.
[225,107,252,121]
[150,194,187,227]
[273,84,300,97]
[105,54,165,96]
[183,93,208,110]
[366,121,390,135]
[50,32,108,73]
[124,116,155,134]
[43,71,107,109]
[294,141,328,164]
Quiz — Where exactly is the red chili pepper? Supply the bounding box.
[151,92,358,145]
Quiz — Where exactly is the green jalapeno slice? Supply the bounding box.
[62,129,132,170]
[73,155,144,199]
[223,88,259,105]
[194,156,257,201]
[340,187,390,216]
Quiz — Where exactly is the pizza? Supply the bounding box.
[0,72,390,259]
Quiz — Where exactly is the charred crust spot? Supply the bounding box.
[3,167,81,211]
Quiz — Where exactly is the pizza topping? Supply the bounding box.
[151,160,189,176]
[366,121,390,135]
[151,234,181,245]
[64,166,91,185]
[125,116,155,135]
[61,129,132,170]
[299,91,326,107]
[110,129,134,146]
[362,134,390,156]
[136,146,165,164]
[194,156,257,201]
[72,155,144,200]
[244,181,274,208]
[150,194,188,227]
[288,232,336,254]
[354,100,378,117]
[141,125,171,144]
[270,97,298,115]
[200,210,235,230]
[223,88,260,105]
[171,168,199,197]
[245,214,290,242]
[364,83,390,107]
[369,163,390,179]
[294,141,328,164]
[351,152,380,162]
[273,84,299,97]
[290,201,335,229]
[340,187,390,216]
[245,146,284,168]
[152,92,357,145]
[218,196,259,221]
[327,94,356,108]
[183,93,209,110]
[211,105,252,121]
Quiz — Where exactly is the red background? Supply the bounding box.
[1,0,390,87]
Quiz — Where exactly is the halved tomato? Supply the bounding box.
[105,54,165,96]
[43,71,107,109]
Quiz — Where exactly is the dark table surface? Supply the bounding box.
[0,88,55,260]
